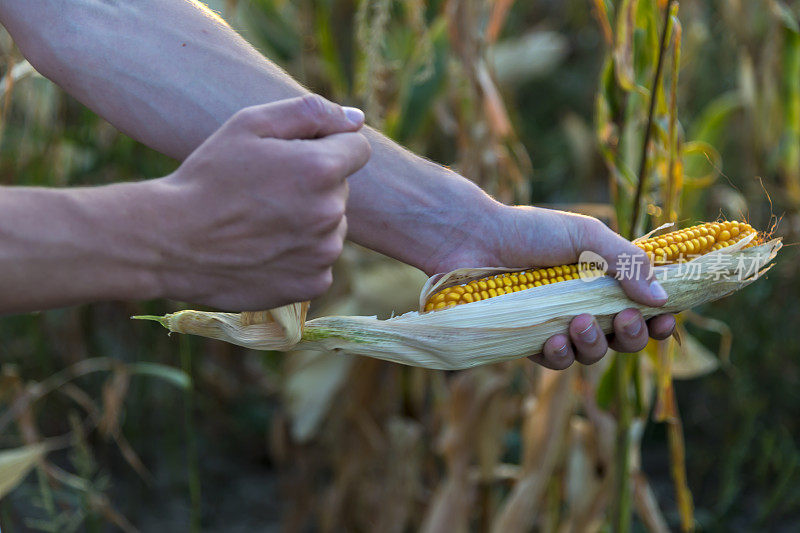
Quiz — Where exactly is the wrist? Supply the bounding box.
[70,177,175,303]
[417,182,507,275]
[121,177,183,303]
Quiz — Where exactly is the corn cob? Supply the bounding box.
[136,234,781,370]
[424,221,759,312]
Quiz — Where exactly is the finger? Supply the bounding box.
[528,334,575,370]
[607,308,650,353]
[335,214,348,242]
[646,314,676,340]
[304,132,372,183]
[580,219,668,308]
[330,175,350,208]
[231,94,365,139]
[568,314,609,365]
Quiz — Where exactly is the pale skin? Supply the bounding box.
[0,0,675,369]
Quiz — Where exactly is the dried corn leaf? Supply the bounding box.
[632,470,670,533]
[283,257,425,442]
[0,442,47,499]
[670,330,719,379]
[284,349,354,443]
[491,369,574,532]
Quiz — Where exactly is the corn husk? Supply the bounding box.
[135,238,781,370]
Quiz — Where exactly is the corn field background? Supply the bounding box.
[1,0,800,531]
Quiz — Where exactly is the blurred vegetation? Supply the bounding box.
[1,0,799,531]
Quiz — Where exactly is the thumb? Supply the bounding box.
[582,222,669,307]
[231,94,365,139]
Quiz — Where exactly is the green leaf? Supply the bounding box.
[131,314,169,329]
[596,356,618,409]
[613,0,639,92]
[314,1,349,98]
[682,140,722,188]
[687,91,742,147]
[632,0,659,89]
[128,362,191,390]
[393,20,448,142]
[0,443,47,499]
[780,20,800,201]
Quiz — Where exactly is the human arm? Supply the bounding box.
[0,0,482,274]
[0,1,673,364]
[0,96,370,313]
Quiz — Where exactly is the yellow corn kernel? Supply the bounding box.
[424,221,760,311]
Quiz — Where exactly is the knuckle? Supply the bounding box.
[308,269,334,297]
[230,106,259,128]
[294,268,334,301]
[576,216,606,252]
[297,94,332,121]
[354,134,372,164]
[316,235,345,265]
[307,151,344,180]
[309,197,346,233]
[352,132,371,155]
[583,216,605,235]
[342,131,370,153]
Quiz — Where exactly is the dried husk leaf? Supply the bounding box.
[0,442,47,499]
[240,301,309,346]
[284,349,353,443]
[138,239,781,371]
[669,330,720,379]
[283,257,425,442]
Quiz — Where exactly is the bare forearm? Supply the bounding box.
[1,1,302,157]
[0,0,500,273]
[0,183,163,313]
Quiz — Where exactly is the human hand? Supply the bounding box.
[426,204,676,369]
[151,95,371,310]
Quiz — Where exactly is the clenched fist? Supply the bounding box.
[151,95,371,310]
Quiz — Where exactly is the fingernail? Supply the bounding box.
[555,343,569,356]
[623,317,642,337]
[578,322,598,344]
[343,106,365,126]
[650,281,668,302]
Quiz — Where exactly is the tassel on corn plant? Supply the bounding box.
[135,222,781,370]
